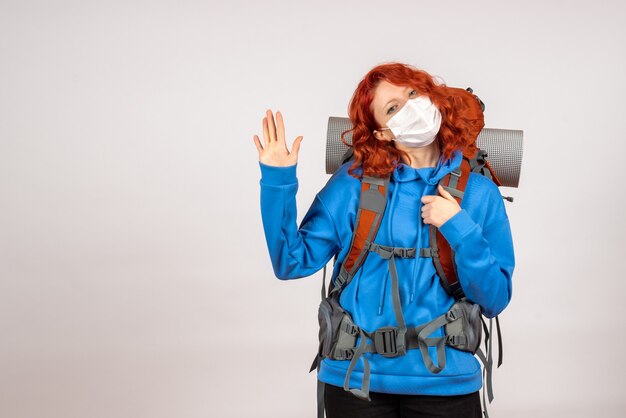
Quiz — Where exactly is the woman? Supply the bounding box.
[253,62,515,418]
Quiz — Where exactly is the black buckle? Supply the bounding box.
[373,327,406,358]
[446,335,466,346]
[337,348,354,360]
[394,248,415,258]
[342,321,358,336]
[446,309,458,321]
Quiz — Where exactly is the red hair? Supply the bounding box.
[342,62,485,178]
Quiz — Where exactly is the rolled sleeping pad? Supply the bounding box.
[325,116,523,188]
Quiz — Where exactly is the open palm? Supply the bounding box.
[253,109,303,167]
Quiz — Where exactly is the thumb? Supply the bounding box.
[291,136,303,155]
[438,184,454,200]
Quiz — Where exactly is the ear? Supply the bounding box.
[373,129,393,142]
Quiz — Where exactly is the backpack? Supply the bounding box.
[310,88,523,418]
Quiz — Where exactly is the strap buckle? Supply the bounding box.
[394,248,415,258]
[334,348,355,361]
[446,334,467,346]
[373,327,407,358]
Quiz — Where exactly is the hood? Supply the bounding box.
[391,149,463,185]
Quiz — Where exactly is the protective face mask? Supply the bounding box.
[382,95,442,147]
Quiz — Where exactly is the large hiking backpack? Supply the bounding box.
[310,88,523,418]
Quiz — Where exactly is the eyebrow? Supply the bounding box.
[381,87,413,111]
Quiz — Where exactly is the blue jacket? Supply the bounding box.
[258,149,515,396]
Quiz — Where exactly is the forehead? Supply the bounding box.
[371,80,409,109]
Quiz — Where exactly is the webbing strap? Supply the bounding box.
[416,311,453,373]
[441,167,464,199]
[321,265,327,300]
[366,242,416,259]
[475,317,494,418]
[342,332,371,401]
[430,157,472,301]
[366,242,411,349]
[429,222,449,291]
[317,379,325,418]
[496,315,503,367]
[341,241,415,400]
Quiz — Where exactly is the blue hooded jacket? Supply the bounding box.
[258,149,515,396]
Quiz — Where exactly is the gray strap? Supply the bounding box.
[387,254,407,333]
[359,179,387,211]
[363,330,451,354]
[366,242,416,259]
[365,241,411,356]
[486,317,494,402]
[416,312,452,373]
[476,347,491,418]
[342,333,371,401]
[448,167,461,189]
[317,380,325,418]
[362,175,387,187]
[430,223,449,289]
[440,171,464,200]
[475,317,495,418]
[331,267,349,295]
[321,265,327,300]
[441,185,464,199]
[419,247,439,258]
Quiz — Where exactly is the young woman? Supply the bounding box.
[253,62,515,418]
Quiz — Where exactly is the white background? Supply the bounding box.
[1,0,625,417]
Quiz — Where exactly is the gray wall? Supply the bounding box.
[1,0,624,417]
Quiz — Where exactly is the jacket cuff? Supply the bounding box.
[259,162,297,186]
[438,209,478,249]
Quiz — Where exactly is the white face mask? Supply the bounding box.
[379,95,442,147]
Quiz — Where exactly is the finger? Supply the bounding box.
[266,109,277,142]
[421,195,436,204]
[291,136,303,156]
[262,117,270,147]
[253,135,264,153]
[276,111,286,145]
[438,184,453,200]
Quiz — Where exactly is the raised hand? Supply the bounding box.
[253,109,303,167]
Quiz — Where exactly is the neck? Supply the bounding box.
[396,141,442,168]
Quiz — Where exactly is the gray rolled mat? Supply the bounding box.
[325,116,523,188]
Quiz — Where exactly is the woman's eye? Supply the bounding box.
[387,105,397,115]
[409,90,416,96]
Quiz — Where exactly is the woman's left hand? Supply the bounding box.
[420,185,462,228]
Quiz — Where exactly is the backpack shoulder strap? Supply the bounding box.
[428,147,502,300]
[428,155,472,301]
[330,175,390,295]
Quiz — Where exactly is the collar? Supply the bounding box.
[391,149,463,185]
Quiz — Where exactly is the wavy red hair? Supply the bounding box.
[342,62,485,178]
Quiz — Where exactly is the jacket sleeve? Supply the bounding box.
[259,162,341,280]
[437,191,515,318]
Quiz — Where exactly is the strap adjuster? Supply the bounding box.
[336,348,354,360]
[342,321,358,336]
[446,309,459,321]
[373,327,407,358]
[420,247,439,258]
[446,335,467,346]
